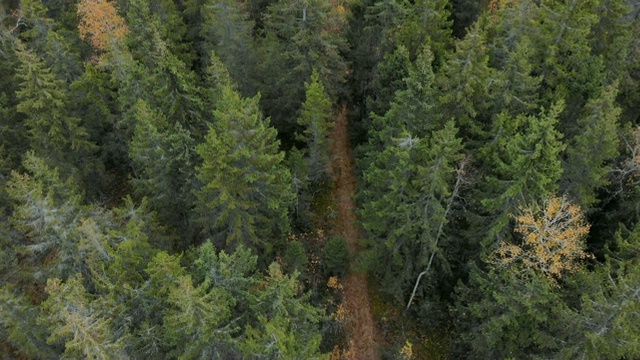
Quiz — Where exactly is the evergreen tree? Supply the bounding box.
[40,275,128,359]
[241,263,324,359]
[6,153,86,280]
[18,0,85,81]
[394,0,452,63]
[194,85,294,249]
[365,44,411,121]
[557,223,640,359]
[129,100,196,242]
[434,23,496,145]
[163,275,236,359]
[454,264,569,359]
[14,42,96,169]
[478,102,565,249]
[360,121,463,305]
[297,69,333,183]
[258,0,346,137]
[561,83,621,210]
[0,286,55,359]
[197,0,257,96]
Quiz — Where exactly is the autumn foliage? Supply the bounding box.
[77,0,127,51]
[496,196,592,278]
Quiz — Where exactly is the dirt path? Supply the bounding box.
[330,106,380,360]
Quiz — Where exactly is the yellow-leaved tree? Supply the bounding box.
[496,196,592,278]
[77,0,127,52]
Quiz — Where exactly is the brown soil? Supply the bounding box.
[329,106,380,360]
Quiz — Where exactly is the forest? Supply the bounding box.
[1,0,640,358]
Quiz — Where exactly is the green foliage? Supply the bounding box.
[241,263,325,359]
[366,45,411,119]
[129,100,196,241]
[0,286,55,358]
[40,275,128,359]
[479,102,566,249]
[194,84,294,249]
[360,121,463,303]
[434,23,496,144]
[321,235,349,278]
[14,42,96,168]
[163,275,235,359]
[6,153,86,280]
[561,83,621,209]
[257,0,346,137]
[197,0,257,95]
[454,265,569,359]
[297,69,333,183]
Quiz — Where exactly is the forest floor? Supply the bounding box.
[329,106,380,360]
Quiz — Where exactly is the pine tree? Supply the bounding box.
[194,85,294,249]
[297,69,333,183]
[0,286,55,359]
[163,275,236,359]
[18,0,85,82]
[197,0,257,96]
[556,223,640,359]
[365,44,411,120]
[394,0,452,63]
[454,264,569,358]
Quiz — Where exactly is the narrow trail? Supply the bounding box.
[329,106,380,360]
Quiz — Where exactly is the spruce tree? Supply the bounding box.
[194,85,294,249]
[241,263,324,359]
[14,42,96,168]
[40,275,128,359]
[297,69,333,184]
[129,100,196,242]
[478,102,565,249]
[561,83,621,210]
[360,121,463,304]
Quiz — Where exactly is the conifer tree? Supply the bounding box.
[557,223,640,359]
[6,153,85,280]
[194,85,294,249]
[454,264,569,358]
[18,0,85,81]
[0,286,55,359]
[297,69,333,183]
[197,0,257,95]
[366,44,411,120]
[241,263,324,359]
[14,42,96,168]
[360,121,463,304]
[258,0,346,136]
[434,24,496,144]
[129,100,196,241]
[561,83,621,210]
[394,0,452,63]
[163,275,236,359]
[41,275,128,359]
[479,102,565,249]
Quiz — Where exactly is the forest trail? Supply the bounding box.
[329,106,380,359]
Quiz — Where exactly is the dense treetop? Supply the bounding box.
[1,0,640,358]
